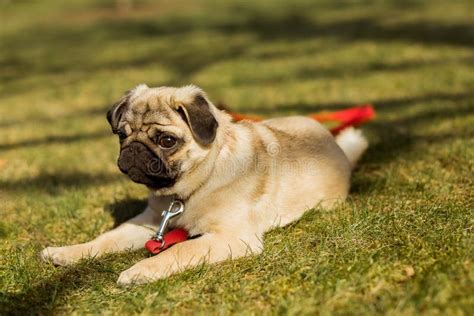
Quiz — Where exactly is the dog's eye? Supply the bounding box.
[158,135,177,148]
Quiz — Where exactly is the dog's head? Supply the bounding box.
[106,84,219,192]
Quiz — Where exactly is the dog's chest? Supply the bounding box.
[171,196,237,236]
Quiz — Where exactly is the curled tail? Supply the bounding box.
[335,127,368,169]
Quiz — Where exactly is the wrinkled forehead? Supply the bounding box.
[122,88,177,129]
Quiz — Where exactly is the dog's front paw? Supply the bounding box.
[117,260,167,286]
[40,245,90,266]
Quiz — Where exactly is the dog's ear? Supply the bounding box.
[106,84,147,133]
[176,93,218,145]
[106,92,131,133]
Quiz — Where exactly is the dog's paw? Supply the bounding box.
[40,246,87,266]
[117,261,166,286]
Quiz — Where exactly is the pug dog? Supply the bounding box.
[41,84,368,285]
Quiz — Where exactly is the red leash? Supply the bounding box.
[229,104,375,135]
[145,228,189,255]
[144,104,375,255]
[308,104,375,134]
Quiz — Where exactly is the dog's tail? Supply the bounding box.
[335,127,368,169]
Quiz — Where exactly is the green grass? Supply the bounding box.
[1,0,473,314]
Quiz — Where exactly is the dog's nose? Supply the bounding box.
[128,141,147,155]
[117,142,152,173]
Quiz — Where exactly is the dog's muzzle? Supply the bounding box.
[117,141,175,189]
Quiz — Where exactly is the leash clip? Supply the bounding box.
[151,200,185,249]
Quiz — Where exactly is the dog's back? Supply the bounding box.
[246,116,367,226]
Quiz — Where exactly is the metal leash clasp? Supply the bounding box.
[151,200,185,249]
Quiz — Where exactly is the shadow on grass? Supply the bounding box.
[0,171,122,194]
[2,4,473,84]
[363,102,473,161]
[0,106,107,128]
[1,202,152,315]
[1,199,153,314]
[349,94,473,195]
[230,56,474,88]
[105,198,147,227]
[0,130,110,151]
[0,260,122,315]
[350,127,473,195]
[252,92,473,115]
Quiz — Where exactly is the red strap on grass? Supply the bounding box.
[309,104,375,134]
[145,228,189,255]
[230,104,375,135]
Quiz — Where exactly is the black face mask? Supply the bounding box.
[117,141,176,189]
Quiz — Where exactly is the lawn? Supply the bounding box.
[0,0,473,314]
